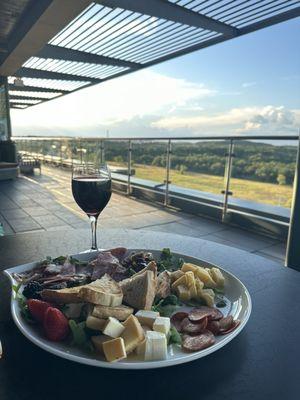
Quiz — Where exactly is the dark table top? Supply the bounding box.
[0,229,299,400]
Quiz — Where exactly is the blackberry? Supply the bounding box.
[22,281,43,299]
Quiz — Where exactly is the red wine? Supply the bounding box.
[72,176,111,217]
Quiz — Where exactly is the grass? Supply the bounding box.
[131,164,293,208]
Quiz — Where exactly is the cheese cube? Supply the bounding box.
[144,331,167,361]
[103,317,125,338]
[171,274,187,290]
[135,338,146,356]
[86,315,106,331]
[181,263,197,273]
[175,284,191,301]
[194,266,216,288]
[170,270,184,283]
[153,317,170,335]
[135,310,160,328]
[200,288,215,307]
[208,267,225,288]
[185,271,197,298]
[102,337,127,362]
[121,315,145,353]
[91,335,111,354]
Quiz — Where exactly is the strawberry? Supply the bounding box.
[43,307,69,342]
[27,299,51,322]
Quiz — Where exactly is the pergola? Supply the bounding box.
[0,1,299,109]
[0,0,299,269]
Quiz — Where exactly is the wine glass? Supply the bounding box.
[71,163,111,251]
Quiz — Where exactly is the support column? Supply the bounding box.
[286,133,300,270]
[0,76,12,140]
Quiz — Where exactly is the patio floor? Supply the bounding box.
[0,165,286,264]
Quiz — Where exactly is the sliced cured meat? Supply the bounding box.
[182,330,216,352]
[189,306,223,321]
[108,247,127,261]
[219,316,234,332]
[181,317,208,334]
[188,308,212,322]
[206,320,220,335]
[220,319,241,335]
[171,312,189,332]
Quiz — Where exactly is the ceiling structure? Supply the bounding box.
[0,0,299,110]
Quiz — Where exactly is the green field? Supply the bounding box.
[131,164,293,208]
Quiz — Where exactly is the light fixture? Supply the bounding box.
[13,78,24,87]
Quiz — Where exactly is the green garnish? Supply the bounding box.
[167,326,182,345]
[157,248,185,272]
[69,320,93,351]
[53,255,67,264]
[152,295,182,317]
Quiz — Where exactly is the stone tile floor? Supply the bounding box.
[0,165,286,264]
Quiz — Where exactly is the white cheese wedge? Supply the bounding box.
[86,315,106,331]
[135,310,160,328]
[102,337,127,362]
[153,317,170,335]
[144,331,168,361]
[121,315,145,353]
[103,317,125,338]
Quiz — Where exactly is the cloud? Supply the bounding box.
[11,70,216,136]
[242,82,257,88]
[152,105,300,136]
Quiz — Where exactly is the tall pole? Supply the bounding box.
[222,140,234,222]
[286,130,300,270]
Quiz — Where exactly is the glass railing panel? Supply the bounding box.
[170,139,228,197]
[229,139,297,210]
[132,140,169,185]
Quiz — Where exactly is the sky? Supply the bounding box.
[10,16,300,139]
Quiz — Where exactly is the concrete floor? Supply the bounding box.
[0,165,286,264]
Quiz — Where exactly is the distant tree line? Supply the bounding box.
[102,140,296,185]
[22,139,297,186]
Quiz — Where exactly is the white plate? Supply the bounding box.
[4,250,251,369]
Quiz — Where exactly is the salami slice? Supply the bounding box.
[220,319,241,335]
[181,317,208,334]
[188,309,211,322]
[171,312,189,332]
[219,316,234,332]
[182,330,216,352]
[206,320,220,335]
[189,306,223,322]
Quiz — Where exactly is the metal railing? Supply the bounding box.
[13,134,299,230]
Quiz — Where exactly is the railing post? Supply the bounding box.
[60,141,63,167]
[222,139,234,222]
[164,139,172,206]
[127,140,132,196]
[100,140,104,164]
[286,130,300,270]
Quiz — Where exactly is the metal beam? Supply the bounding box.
[286,131,300,271]
[98,0,239,36]
[0,0,91,76]
[37,45,141,69]
[14,68,101,83]
[9,95,50,102]
[8,84,70,94]
[143,7,300,69]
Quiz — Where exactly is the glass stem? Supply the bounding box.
[89,216,98,250]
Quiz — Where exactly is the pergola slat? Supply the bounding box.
[37,45,141,69]
[9,94,50,101]
[8,84,69,93]
[99,0,239,36]
[14,67,102,83]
